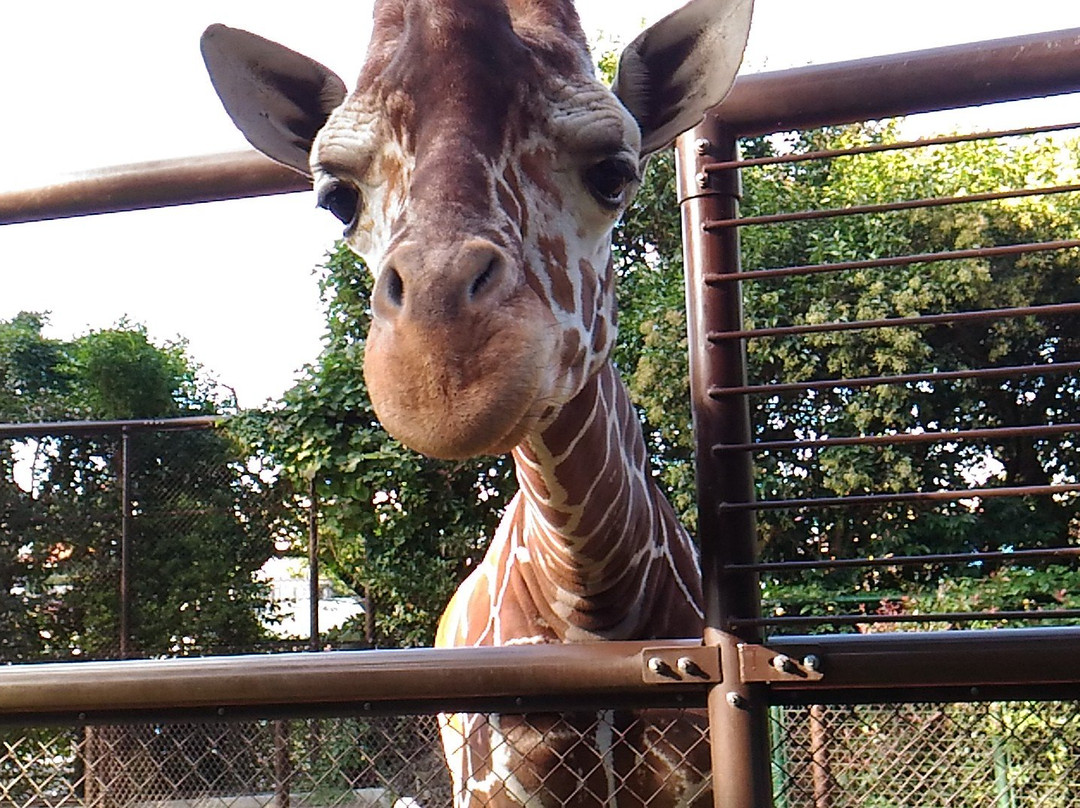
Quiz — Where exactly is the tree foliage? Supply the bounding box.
[615,122,1080,623]
[0,315,273,660]
[238,110,1080,645]
[233,246,514,647]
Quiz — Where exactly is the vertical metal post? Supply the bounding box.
[119,427,132,660]
[308,476,320,651]
[809,705,834,808]
[676,114,773,808]
[273,720,292,808]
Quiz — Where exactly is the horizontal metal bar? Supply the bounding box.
[732,546,1080,574]
[709,302,1080,342]
[704,239,1080,284]
[719,483,1080,513]
[0,416,221,440]
[715,28,1080,138]
[704,183,1080,230]
[764,627,1080,696]
[735,610,1080,629]
[715,422,1080,454]
[0,641,706,724]
[3,31,1078,225]
[709,361,1080,398]
[705,121,1080,172]
[0,151,308,225]
[7,630,1080,722]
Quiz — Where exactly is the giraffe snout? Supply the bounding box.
[374,239,514,325]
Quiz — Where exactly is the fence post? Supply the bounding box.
[119,426,132,659]
[308,476,320,651]
[676,114,773,808]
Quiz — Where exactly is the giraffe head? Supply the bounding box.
[202,0,751,459]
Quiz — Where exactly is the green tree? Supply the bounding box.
[0,315,274,660]
[234,246,514,648]
[615,122,1080,622]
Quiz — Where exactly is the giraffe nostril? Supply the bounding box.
[469,258,500,302]
[384,266,404,308]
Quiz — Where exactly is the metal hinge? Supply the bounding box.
[738,643,825,683]
[641,646,722,684]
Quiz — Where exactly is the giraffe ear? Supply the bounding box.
[200,24,348,175]
[612,0,753,156]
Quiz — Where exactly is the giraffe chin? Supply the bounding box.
[363,343,550,460]
[370,395,541,460]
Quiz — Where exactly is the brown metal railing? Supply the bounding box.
[678,26,1080,808]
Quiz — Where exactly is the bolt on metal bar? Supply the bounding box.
[715,422,1080,454]
[732,609,1080,629]
[709,301,1080,343]
[704,239,1080,284]
[719,483,1080,513]
[703,121,1080,172]
[730,546,1080,574]
[704,183,1080,230]
[709,360,1080,398]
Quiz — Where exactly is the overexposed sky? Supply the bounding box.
[1,1,1078,409]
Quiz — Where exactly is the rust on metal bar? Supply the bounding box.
[0,151,308,225]
[704,183,1080,230]
[715,422,1080,454]
[704,121,1080,172]
[704,239,1080,284]
[709,301,1080,342]
[720,483,1080,512]
[714,28,1080,137]
[731,546,1080,574]
[709,360,1080,398]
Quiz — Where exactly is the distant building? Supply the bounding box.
[258,556,365,639]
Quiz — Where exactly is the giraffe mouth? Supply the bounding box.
[363,307,556,460]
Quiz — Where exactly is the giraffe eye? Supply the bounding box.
[583,158,638,208]
[317,180,362,227]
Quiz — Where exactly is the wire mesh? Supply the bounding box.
[4,701,1080,807]
[0,708,714,808]
[770,701,1080,808]
[0,421,298,663]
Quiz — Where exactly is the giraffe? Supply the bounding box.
[201,0,752,803]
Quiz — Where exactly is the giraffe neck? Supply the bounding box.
[508,360,705,641]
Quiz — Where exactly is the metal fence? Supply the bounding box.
[2,22,1080,808]
[0,417,304,662]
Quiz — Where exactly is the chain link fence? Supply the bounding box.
[0,419,304,663]
[4,702,1080,807]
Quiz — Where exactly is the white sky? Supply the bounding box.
[1,1,1078,410]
